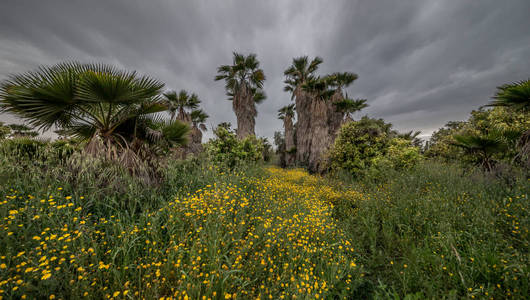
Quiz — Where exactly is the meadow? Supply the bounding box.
[0,147,528,299]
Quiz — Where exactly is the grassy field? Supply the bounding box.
[0,152,528,299]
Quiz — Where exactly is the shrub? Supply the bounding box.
[206,126,264,169]
[328,118,421,177]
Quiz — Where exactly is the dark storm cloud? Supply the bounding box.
[1,0,529,140]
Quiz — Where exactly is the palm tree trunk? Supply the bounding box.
[234,85,256,139]
[283,115,295,166]
[308,98,330,173]
[327,90,344,143]
[294,88,313,165]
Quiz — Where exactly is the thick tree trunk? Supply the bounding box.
[187,125,203,154]
[283,115,295,166]
[308,99,330,173]
[177,108,191,124]
[234,85,256,139]
[294,88,313,166]
[328,90,344,142]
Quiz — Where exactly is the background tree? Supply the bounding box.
[278,104,296,166]
[451,131,509,172]
[215,52,266,139]
[326,72,361,139]
[189,109,209,152]
[163,89,200,123]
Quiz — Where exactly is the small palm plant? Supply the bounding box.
[215,52,266,139]
[451,131,508,172]
[0,62,189,162]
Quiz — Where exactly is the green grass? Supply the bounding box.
[0,147,528,299]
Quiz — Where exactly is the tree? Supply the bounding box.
[190,109,208,145]
[163,89,200,123]
[278,104,296,166]
[326,72,362,139]
[488,79,530,168]
[284,56,323,166]
[333,98,368,123]
[451,131,508,172]
[0,62,189,162]
[215,52,266,139]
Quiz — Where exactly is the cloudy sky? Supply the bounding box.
[1,0,529,140]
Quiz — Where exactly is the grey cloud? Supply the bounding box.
[1,0,529,140]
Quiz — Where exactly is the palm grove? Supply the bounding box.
[1,53,529,177]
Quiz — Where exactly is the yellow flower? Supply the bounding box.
[41,273,52,280]
[0,264,6,269]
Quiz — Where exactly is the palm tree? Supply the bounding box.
[163,90,200,123]
[0,62,189,161]
[334,98,368,123]
[215,52,266,139]
[278,104,296,166]
[284,56,323,165]
[326,72,362,137]
[488,79,530,167]
[190,109,209,144]
[451,131,508,172]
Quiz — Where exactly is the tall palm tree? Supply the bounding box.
[326,72,360,138]
[215,52,266,139]
[278,104,296,166]
[0,62,189,160]
[284,56,323,165]
[488,79,530,167]
[163,89,200,123]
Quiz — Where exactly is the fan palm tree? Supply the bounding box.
[326,72,361,137]
[451,131,508,172]
[163,89,200,123]
[0,62,189,161]
[487,79,530,167]
[284,56,323,165]
[334,98,368,123]
[278,104,296,166]
[215,52,266,139]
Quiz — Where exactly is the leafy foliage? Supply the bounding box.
[205,126,264,169]
[0,62,189,162]
[328,117,421,177]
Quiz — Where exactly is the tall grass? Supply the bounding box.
[333,161,529,298]
[0,142,528,299]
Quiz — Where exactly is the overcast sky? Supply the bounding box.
[1,0,529,140]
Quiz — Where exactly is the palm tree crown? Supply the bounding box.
[215,52,266,103]
[163,89,201,121]
[488,79,530,112]
[0,62,188,154]
[283,56,323,97]
[278,104,295,120]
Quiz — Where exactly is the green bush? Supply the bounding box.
[0,137,47,159]
[205,126,264,169]
[328,118,421,177]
